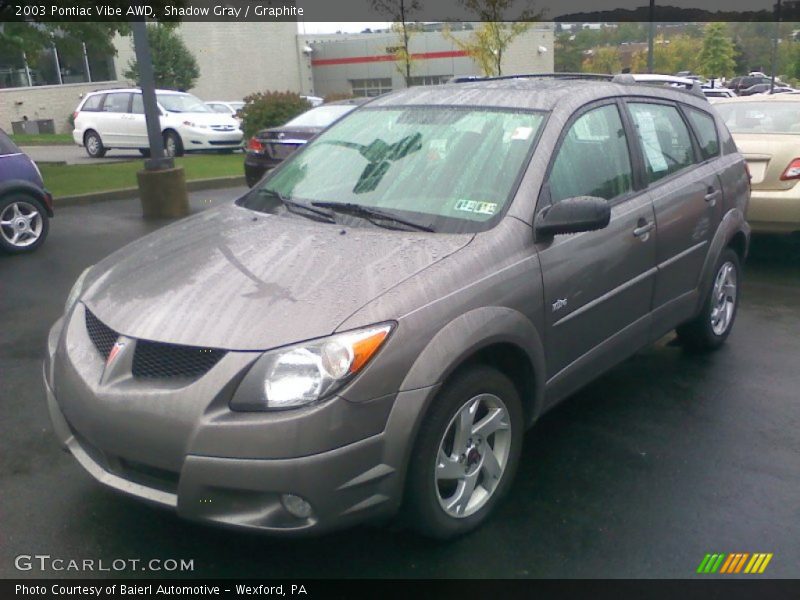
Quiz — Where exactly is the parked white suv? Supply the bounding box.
[72,89,243,158]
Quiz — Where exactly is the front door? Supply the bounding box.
[536,101,657,401]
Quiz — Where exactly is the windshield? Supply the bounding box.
[239,106,545,233]
[715,102,800,134]
[285,105,357,128]
[157,93,212,113]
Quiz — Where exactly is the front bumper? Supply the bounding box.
[182,128,243,151]
[747,186,800,234]
[44,311,434,535]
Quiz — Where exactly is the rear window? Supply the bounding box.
[0,129,20,155]
[81,94,104,112]
[686,108,720,160]
[714,102,800,134]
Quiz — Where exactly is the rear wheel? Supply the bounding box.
[0,194,49,253]
[405,366,524,539]
[84,130,106,158]
[677,248,741,351]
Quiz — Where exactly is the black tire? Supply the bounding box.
[404,365,524,539]
[676,247,741,351]
[163,130,184,157]
[0,193,49,254]
[139,148,151,157]
[84,130,106,158]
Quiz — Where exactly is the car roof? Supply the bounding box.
[368,76,709,112]
[85,88,190,96]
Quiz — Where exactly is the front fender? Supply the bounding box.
[0,179,54,216]
[399,306,546,424]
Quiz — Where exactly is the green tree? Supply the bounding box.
[447,0,542,77]
[582,46,622,74]
[698,23,736,79]
[371,0,421,87]
[124,25,199,91]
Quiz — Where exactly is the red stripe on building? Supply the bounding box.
[311,50,469,67]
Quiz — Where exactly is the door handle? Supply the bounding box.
[633,220,655,239]
[705,187,721,205]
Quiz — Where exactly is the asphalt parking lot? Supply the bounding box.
[1,188,798,579]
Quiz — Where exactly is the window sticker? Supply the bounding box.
[454,199,498,215]
[635,111,670,173]
[511,126,534,141]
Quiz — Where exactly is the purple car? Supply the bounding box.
[0,129,53,253]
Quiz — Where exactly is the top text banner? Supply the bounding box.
[0,0,796,23]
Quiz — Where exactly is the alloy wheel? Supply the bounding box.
[434,393,512,518]
[0,201,43,248]
[711,260,737,336]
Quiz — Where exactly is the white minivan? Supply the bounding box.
[72,88,243,158]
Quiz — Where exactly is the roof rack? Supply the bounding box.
[449,72,707,99]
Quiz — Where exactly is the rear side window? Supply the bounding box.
[549,104,633,203]
[628,103,695,184]
[81,94,104,112]
[686,108,720,160]
[103,93,131,113]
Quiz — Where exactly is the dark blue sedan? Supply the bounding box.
[0,129,53,253]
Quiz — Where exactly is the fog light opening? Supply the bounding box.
[280,493,313,519]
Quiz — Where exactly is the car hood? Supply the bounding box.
[166,111,239,128]
[82,203,473,351]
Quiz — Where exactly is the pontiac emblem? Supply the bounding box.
[106,340,126,366]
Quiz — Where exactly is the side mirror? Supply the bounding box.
[535,196,611,239]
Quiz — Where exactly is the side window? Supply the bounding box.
[81,94,103,112]
[549,104,633,204]
[131,94,144,114]
[103,93,131,113]
[686,107,720,160]
[628,103,695,184]
[210,104,229,113]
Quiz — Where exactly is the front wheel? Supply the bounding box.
[676,248,741,351]
[404,366,524,539]
[0,194,49,253]
[163,131,184,157]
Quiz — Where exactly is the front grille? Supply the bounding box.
[85,309,118,359]
[209,125,235,131]
[84,309,226,379]
[132,340,226,379]
[208,140,240,145]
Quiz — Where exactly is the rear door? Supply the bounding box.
[537,100,657,400]
[99,92,132,146]
[623,100,722,337]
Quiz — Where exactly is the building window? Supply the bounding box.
[0,38,115,89]
[408,75,453,86]
[350,78,392,97]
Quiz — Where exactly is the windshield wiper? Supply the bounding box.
[311,201,434,232]
[261,189,335,223]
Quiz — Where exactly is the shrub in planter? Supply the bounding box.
[240,91,311,138]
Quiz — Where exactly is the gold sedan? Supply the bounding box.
[714,94,800,233]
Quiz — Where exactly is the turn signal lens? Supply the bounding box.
[780,158,800,181]
[247,137,264,152]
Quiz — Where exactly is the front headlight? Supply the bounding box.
[231,323,394,411]
[64,267,91,316]
[182,121,207,129]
